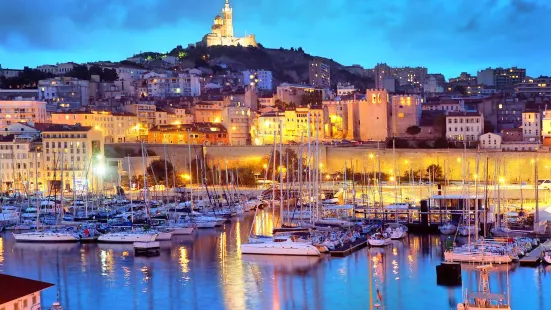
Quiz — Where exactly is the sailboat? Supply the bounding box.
[98,143,157,243]
[457,264,511,310]
[13,150,79,243]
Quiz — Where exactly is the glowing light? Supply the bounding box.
[499,177,505,184]
[368,153,375,159]
[326,174,330,180]
[262,163,267,169]
[180,174,191,180]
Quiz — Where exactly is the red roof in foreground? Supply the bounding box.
[0,274,54,304]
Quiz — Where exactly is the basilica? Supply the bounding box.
[200,0,257,47]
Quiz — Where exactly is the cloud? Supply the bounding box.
[1,0,550,77]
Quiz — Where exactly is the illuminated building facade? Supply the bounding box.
[0,100,47,127]
[148,123,229,145]
[201,0,257,47]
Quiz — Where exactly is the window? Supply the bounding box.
[23,299,28,308]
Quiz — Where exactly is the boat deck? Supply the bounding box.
[519,240,551,266]
[329,238,367,257]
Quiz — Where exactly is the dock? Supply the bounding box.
[519,240,551,266]
[134,241,161,256]
[329,238,367,257]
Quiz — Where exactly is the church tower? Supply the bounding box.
[222,0,234,37]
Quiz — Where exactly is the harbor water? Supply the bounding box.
[1,212,551,310]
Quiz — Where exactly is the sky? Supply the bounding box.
[1,0,550,79]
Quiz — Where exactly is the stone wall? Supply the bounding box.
[107,143,551,183]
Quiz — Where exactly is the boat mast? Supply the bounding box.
[279,119,283,225]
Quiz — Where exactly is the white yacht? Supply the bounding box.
[240,236,321,256]
[160,223,196,235]
[13,231,79,243]
[458,224,480,236]
[384,223,408,239]
[97,232,157,243]
[368,232,392,246]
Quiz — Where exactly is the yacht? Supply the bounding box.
[160,223,196,235]
[240,236,321,256]
[97,231,157,243]
[13,231,79,243]
[457,264,511,310]
[444,246,513,264]
[368,232,392,246]
[384,223,408,239]
[458,224,480,236]
[439,222,457,235]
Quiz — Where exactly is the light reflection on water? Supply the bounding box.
[0,211,550,309]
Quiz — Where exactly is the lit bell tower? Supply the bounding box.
[222,0,234,37]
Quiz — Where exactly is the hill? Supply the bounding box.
[140,45,375,91]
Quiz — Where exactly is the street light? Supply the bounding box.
[180,174,191,181]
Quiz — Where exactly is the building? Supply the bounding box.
[514,77,551,95]
[41,124,104,191]
[258,94,276,107]
[501,141,540,152]
[389,95,422,137]
[0,65,21,78]
[479,132,502,149]
[147,123,229,145]
[347,89,389,141]
[309,59,331,88]
[423,76,444,94]
[51,111,143,143]
[222,105,251,145]
[501,128,522,142]
[323,99,349,139]
[192,102,224,123]
[38,77,90,108]
[254,112,284,145]
[336,83,357,96]
[0,274,54,310]
[422,98,464,112]
[446,112,484,142]
[36,62,76,75]
[0,89,39,100]
[139,72,201,97]
[283,107,324,142]
[449,72,477,86]
[123,103,158,128]
[496,97,524,131]
[522,110,541,142]
[391,66,428,86]
[276,83,324,106]
[374,63,391,89]
[0,134,42,193]
[0,100,47,127]
[494,67,526,89]
[542,110,551,142]
[477,68,495,86]
[201,0,257,47]
[0,123,41,137]
[243,70,272,90]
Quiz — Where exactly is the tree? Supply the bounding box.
[297,47,304,53]
[406,126,421,136]
[66,65,90,80]
[434,137,449,149]
[453,85,467,95]
[426,164,444,182]
[147,159,180,187]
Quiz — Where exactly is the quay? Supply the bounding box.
[329,237,368,257]
[134,241,161,256]
[519,240,551,266]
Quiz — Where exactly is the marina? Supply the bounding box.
[1,212,551,309]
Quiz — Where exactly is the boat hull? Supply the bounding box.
[13,232,78,243]
[240,242,320,256]
[97,233,157,243]
[368,238,391,246]
[444,251,512,264]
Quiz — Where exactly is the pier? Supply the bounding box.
[329,237,368,257]
[519,240,551,266]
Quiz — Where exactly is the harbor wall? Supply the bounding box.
[106,144,551,183]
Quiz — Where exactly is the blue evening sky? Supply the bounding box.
[1,0,550,79]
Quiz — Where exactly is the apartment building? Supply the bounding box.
[0,100,47,127]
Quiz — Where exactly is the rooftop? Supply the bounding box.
[447,112,481,117]
[0,274,54,304]
[41,124,93,132]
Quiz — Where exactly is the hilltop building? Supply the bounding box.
[201,0,257,47]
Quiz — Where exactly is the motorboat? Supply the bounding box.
[384,223,408,239]
[12,231,79,243]
[439,222,457,235]
[97,231,157,243]
[458,224,480,237]
[368,232,392,246]
[240,236,321,256]
[457,264,511,310]
[152,230,173,241]
[159,223,196,235]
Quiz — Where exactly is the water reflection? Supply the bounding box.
[0,211,549,309]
